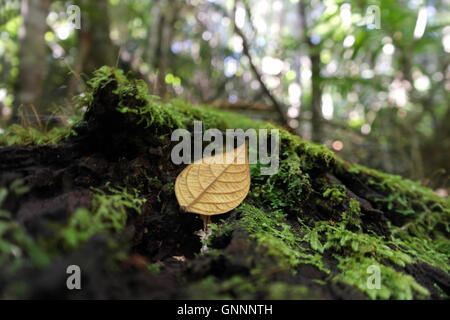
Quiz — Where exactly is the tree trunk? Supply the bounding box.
[146,0,162,85]
[154,0,178,98]
[75,0,116,77]
[310,53,322,142]
[13,0,50,125]
[298,0,322,142]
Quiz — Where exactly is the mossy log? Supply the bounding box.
[0,67,448,299]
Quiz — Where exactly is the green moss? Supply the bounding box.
[265,282,311,299]
[391,234,449,273]
[342,198,362,229]
[210,203,329,275]
[0,182,146,274]
[57,185,146,249]
[184,275,314,299]
[323,185,346,206]
[334,257,429,300]
[334,162,449,282]
[0,219,51,270]
[147,262,162,275]
[84,67,261,135]
[0,182,50,271]
[302,209,438,299]
[0,180,145,297]
[248,136,314,213]
[344,162,449,239]
[0,124,77,146]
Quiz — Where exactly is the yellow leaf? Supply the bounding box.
[175,142,250,215]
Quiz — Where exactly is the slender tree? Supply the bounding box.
[14,0,51,124]
[298,0,322,143]
[74,0,116,76]
[153,0,179,98]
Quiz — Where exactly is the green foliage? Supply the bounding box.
[84,67,261,135]
[0,218,51,269]
[345,163,450,241]
[334,257,429,300]
[238,203,305,270]
[0,182,146,272]
[184,275,314,300]
[147,262,162,275]
[0,124,76,146]
[300,214,434,299]
[323,185,346,205]
[210,202,328,275]
[250,157,312,210]
[0,182,50,270]
[58,185,146,249]
[0,179,147,298]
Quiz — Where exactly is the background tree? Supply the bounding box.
[13,0,50,124]
[72,0,116,83]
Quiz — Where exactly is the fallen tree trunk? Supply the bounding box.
[0,67,448,299]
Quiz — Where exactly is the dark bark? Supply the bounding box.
[310,53,322,142]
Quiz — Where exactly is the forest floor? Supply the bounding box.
[0,67,449,299]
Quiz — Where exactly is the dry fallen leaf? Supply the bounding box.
[175,142,250,217]
[172,255,186,262]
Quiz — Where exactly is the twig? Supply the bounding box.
[29,104,44,132]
